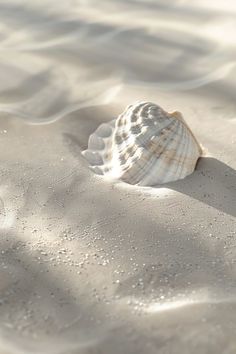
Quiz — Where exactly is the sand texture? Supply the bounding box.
[0,0,236,353]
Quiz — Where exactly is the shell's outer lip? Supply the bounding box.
[169,110,202,155]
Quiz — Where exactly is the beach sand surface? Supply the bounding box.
[0,0,236,353]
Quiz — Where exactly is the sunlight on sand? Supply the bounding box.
[145,299,198,313]
[0,1,235,354]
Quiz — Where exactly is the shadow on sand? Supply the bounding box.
[162,157,236,218]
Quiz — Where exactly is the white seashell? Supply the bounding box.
[82,101,202,186]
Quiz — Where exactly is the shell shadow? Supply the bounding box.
[161,157,236,218]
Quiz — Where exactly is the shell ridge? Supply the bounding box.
[171,122,188,181]
[138,119,181,185]
[178,124,198,179]
[123,114,178,185]
[180,126,194,178]
[149,119,183,184]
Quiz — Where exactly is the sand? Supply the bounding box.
[0,0,235,353]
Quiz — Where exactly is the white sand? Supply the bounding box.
[0,1,235,353]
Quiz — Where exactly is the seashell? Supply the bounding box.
[82,101,202,186]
